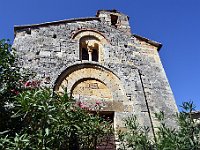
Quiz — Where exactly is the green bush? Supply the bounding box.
[0,39,22,133]
[0,88,113,150]
[118,102,200,150]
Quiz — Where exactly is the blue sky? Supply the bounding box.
[1,0,200,110]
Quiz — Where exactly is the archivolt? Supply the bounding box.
[54,63,127,102]
[72,29,108,44]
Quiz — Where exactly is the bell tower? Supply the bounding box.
[97,10,131,34]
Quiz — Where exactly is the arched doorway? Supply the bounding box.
[54,63,127,150]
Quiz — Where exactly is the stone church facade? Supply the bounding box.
[13,10,178,140]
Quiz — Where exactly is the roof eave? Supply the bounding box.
[14,17,100,33]
[133,34,162,51]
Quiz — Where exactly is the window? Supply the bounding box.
[80,36,99,62]
[73,30,107,63]
[82,48,89,60]
[110,14,118,27]
[92,49,98,62]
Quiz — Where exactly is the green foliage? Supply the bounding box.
[118,102,200,150]
[0,39,22,133]
[155,102,200,150]
[0,88,113,150]
[118,115,153,150]
[0,39,21,100]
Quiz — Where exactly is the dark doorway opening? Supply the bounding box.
[91,111,116,150]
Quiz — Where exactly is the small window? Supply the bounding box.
[82,48,89,60]
[26,28,31,34]
[110,14,118,27]
[80,36,100,62]
[92,49,98,62]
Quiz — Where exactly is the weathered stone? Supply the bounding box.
[13,10,178,148]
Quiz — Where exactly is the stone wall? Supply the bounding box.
[13,10,178,139]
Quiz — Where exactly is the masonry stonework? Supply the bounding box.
[13,9,178,145]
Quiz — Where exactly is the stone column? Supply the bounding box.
[88,49,93,61]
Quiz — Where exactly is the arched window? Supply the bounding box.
[73,30,108,62]
[80,36,99,62]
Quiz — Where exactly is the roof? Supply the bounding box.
[14,17,100,32]
[191,111,200,119]
[14,10,162,51]
[133,34,162,51]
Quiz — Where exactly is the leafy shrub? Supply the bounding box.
[118,102,200,150]
[0,88,113,150]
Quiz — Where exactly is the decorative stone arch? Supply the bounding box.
[72,29,108,43]
[54,63,128,111]
[72,30,108,62]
